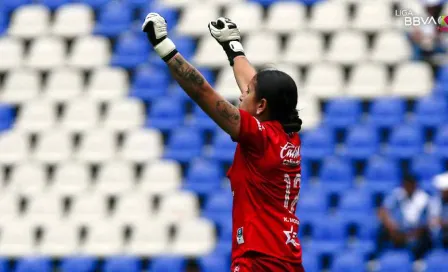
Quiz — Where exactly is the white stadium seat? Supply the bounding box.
[87,67,128,102]
[26,193,63,225]
[244,33,280,66]
[102,99,144,131]
[94,161,134,195]
[76,130,116,163]
[265,2,306,33]
[33,130,72,163]
[81,221,123,256]
[52,4,94,38]
[8,5,50,38]
[1,70,40,104]
[326,31,368,65]
[193,36,229,67]
[156,191,199,224]
[68,36,110,69]
[125,220,169,256]
[9,162,47,195]
[69,193,107,224]
[26,37,66,70]
[203,0,243,5]
[225,2,263,34]
[176,4,219,36]
[157,0,199,8]
[50,162,90,196]
[44,68,84,102]
[60,99,99,132]
[352,2,393,31]
[283,32,324,65]
[139,160,182,195]
[0,131,29,164]
[390,62,433,97]
[0,193,19,225]
[215,67,240,100]
[297,94,321,131]
[15,99,56,133]
[370,31,413,64]
[119,129,163,163]
[346,63,389,98]
[304,63,344,98]
[170,219,216,256]
[309,1,348,32]
[38,222,79,256]
[273,64,301,87]
[112,192,154,224]
[0,37,24,71]
[0,221,36,257]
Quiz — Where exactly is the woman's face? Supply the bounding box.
[238,77,259,116]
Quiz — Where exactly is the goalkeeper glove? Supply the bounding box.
[142,13,178,62]
[208,17,245,66]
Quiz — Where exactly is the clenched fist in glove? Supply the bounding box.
[142,13,178,62]
[209,17,246,66]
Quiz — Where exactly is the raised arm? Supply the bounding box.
[142,13,240,138]
[233,56,257,94]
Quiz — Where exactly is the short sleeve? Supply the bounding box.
[235,109,267,155]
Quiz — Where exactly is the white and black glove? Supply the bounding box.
[208,17,245,66]
[142,13,178,62]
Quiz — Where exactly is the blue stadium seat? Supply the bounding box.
[171,36,197,61]
[37,0,70,10]
[146,98,184,132]
[0,104,14,132]
[248,0,277,7]
[319,157,353,193]
[343,125,379,159]
[164,127,203,163]
[216,221,232,255]
[301,252,320,272]
[425,250,448,271]
[202,189,233,227]
[184,158,223,194]
[330,252,365,272]
[363,157,400,193]
[0,9,7,35]
[310,215,346,254]
[386,124,423,159]
[94,2,132,37]
[0,257,7,272]
[149,256,185,272]
[78,0,108,9]
[434,125,448,159]
[367,98,405,128]
[437,64,448,84]
[15,257,51,272]
[338,189,373,220]
[197,67,215,87]
[296,188,328,214]
[378,251,412,272]
[350,214,379,241]
[3,0,32,12]
[198,253,230,272]
[103,256,140,272]
[411,155,443,185]
[111,33,150,69]
[414,96,448,127]
[187,104,218,132]
[301,127,334,160]
[123,0,151,9]
[130,65,170,102]
[60,256,97,272]
[207,130,237,163]
[168,85,192,103]
[323,98,361,128]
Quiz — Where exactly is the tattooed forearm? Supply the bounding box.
[168,54,206,99]
[216,100,240,125]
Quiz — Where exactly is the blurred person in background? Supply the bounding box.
[430,172,448,248]
[142,13,304,272]
[377,175,433,259]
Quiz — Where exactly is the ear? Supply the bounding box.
[256,98,268,116]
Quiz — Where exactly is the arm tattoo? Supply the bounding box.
[216,100,240,125]
[168,55,205,99]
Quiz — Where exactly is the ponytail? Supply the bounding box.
[281,109,303,133]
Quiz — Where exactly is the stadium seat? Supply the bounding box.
[171,35,196,61]
[311,215,346,254]
[0,104,14,132]
[304,63,344,98]
[60,256,98,272]
[0,193,20,225]
[411,155,444,183]
[0,37,24,71]
[198,253,230,272]
[378,251,412,272]
[103,256,141,272]
[9,162,47,195]
[1,70,40,104]
[309,1,348,32]
[301,252,320,272]
[78,0,108,10]
[343,125,379,159]
[193,36,229,67]
[94,161,134,195]
[301,127,334,160]
[297,94,321,130]
[119,129,163,163]
[156,191,199,224]
[0,258,7,272]
[139,160,182,194]
[370,31,413,64]
[391,62,433,97]
[76,129,116,163]
[425,250,448,271]
[176,4,219,36]
[60,99,99,132]
[87,67,128,102]
[367,98,406,128]
[207,130,237,163]
[202,189,233,227]
[102,99,144,131]
[338,189,373,220]
[15,100,55,133]
[51,4,94,38]
[68,36,111,69]
[130,65,171,101]
[44,69,83,102]
[346,63,388,98]
[363,157,401,193]
[330,252,365,272]
[0,131,29,164]
[225,2,263,34]
[244,33,280,65]
[265,2,306,33]
[215,67,242,100]
[283,32,323,65]
[164,127,203,163]
[187,104,218,132]
[69,193,107,224]
[93,2,131,37]
[216,220,232,255]
[352,2,393,32]
[15,257,51,272]
[125,220,170,255]
[149,256,186,272]
[414,96,448,127]
[33,130,72,163]
[319,157,354,192]
[295,188,328,214]
[0,221,35,256]
[80,221,123,256]
[38,0,71,10]
[8,5,50,38]
[326,31,367,65]
[170,218,216,256]
[50,162,90,196]
[386,124,424,159]
[38,223,79,256]
[146,98,185,132]
[434,125,448,158]
[112,192,154,224]
[111,33,149,68]
[323,98,361,128]
[184,159,222,194]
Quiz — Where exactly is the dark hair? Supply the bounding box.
[254,69,302,133]
[403,173,417,185]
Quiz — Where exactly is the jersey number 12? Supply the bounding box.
[284,173,301,214]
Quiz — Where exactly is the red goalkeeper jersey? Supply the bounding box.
[227,109,303,264]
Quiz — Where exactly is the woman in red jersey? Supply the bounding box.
[142,14,304,272]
